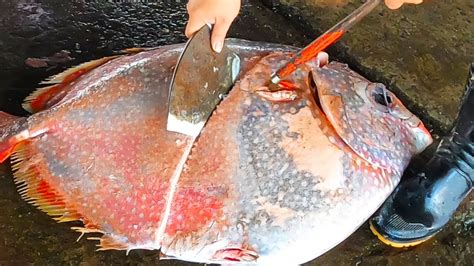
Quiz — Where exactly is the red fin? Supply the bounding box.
[0,140,16,164]
[73,221,132,251]
[11,142,82,223]
[119,47,151,54]
[87,234,129,251]
[10,141,129,250]
[278,80,297,90]
[23,56,119,113]
[0,112,27,163]
[212,247,259,262]
[256,90,299,102]
[71,221,104,241]
[22,84,67,114]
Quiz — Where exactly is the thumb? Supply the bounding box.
[384,0,403,9]
[316,52,329,67]
[185,14,206,38]
[210,17,233,53]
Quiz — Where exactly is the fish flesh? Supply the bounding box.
[0,39,432,265]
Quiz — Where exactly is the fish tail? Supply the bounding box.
[0,111,27,163]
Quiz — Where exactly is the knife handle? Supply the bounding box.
[270,0,381,84]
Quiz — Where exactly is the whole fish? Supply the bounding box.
[0,39,432,265]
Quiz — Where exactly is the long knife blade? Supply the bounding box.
[269,0,381,88]
[167,25,241,137]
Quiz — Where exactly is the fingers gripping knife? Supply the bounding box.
[162,26,241,236]
[167,25,241,138]
[268,0,382,90]
[168,0,381,133]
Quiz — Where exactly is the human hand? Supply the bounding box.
[185,0,241,53]
[385,0,423,9]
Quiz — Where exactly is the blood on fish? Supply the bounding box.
[278,80,297,90]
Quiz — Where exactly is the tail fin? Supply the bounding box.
[0,112,27,163]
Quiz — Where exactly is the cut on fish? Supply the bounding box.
[0,39,432,265]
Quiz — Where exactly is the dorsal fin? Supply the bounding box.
[22,47,154,113]
[39,56,119,85]
[118,47,152,54]
[22,56,119,113]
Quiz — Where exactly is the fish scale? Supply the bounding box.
[0,40,432,265]
[238,95,324,213]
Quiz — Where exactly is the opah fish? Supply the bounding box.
[0,39,432,265]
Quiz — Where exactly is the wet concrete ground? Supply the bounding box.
[0,0,472,265]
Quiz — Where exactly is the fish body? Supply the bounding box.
[0,39,432,265]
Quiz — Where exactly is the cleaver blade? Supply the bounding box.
[167,25,241,138]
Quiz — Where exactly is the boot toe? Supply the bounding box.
[370,210,437,248]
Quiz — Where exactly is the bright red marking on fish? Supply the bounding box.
[63,69,88,83]
[0,140,15,163]
[165,188,223,235]
[0,134,29,163]
[276,31,344,79]
[30,85,65,112]
[213,248,259,262]
[278,80,297,90]
[30,69,90,112]
[36,179,67,208]
[99,183,169,241]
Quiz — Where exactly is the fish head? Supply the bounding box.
[309,62,432,172]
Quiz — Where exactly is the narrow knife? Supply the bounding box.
[269,0,381,90]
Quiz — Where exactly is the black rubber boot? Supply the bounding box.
[369,63,474,248]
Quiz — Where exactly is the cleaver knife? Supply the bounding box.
[167,25,241,138]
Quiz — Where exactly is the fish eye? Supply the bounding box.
[372,85,392,107]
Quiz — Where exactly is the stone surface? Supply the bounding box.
[0,0,309,116]
[0,0,472,265]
